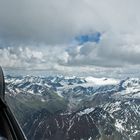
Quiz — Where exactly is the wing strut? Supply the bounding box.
[0,66,27,140]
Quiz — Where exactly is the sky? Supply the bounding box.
[0,0,140,77]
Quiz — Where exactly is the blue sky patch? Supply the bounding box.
[75,32,101,45]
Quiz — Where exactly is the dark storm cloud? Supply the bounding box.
[0,0,102,45]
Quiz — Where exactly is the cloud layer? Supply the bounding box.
[0,0,140,75]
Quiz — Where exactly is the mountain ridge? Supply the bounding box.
[5,75,140,140]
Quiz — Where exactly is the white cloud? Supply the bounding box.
[0,47,44,68]
[66,31,140,67]
[0,45,70,70]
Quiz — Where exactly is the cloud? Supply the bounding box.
[0,0,139,45]
[0,45,69,70]
[0,47,44,68]
[0,0,103,45]
[0,0,140,73]
[2,0,133,45]
[66,32,140,67]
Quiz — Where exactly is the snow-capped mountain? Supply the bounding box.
[5,75,140,140]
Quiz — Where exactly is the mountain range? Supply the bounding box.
[5,75,140,140]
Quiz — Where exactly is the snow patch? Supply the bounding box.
[85,77,119,85]
[115,119,124,132]
[77,108,95,116]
